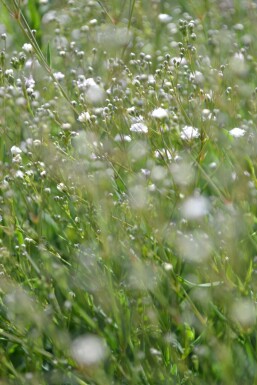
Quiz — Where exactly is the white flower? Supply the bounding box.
[77,77,105,104]
[151,108,168,119]
[62,123,71,130]
[33,139,41,146]
[114,134,132,142]
[22,43,33,53]
[170,57,187,66]
[57,183,66,192]
[180,126,200,140]
[5,69,13,76]
[10,146,22,155]
[181,196,210,219]
[189,71,204,85]
[89,19,98,26]
[202,109,214,121]
[130,123,148,133]
[158,14,172,23]
[53,72,65,80]
[163,262,173,271]
[229,127,246,138]
[25,76,35,90]
[71,334,107,366]
[78,111,91,122]
[127,106,136,114]
[12,154,22,164]
[15,170,24,178]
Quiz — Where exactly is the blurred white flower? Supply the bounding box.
[189,71,204,85]
[151,108,168,119]
[229,127,246,138]
[158,14,172,23]
[177,231,212,263]
[53,72,65,81]
[181,196,210,219]
[15,170,24,178]
[114,134,132,142]
[77,77,106,104]
[230,299,256,329]
[57,183,66,192]
[10,146,22,155]
[71,334,107,366]
[22,43,33,53]
[180,126,200,140]
[130,122,148,133]
[78,111,91,122]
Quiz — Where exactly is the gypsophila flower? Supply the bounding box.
[127,106,136,114]
[89,19,98,26]
[5,69,13,76]
[151,108,168,119]
[78,111,91,122]
[71,334,107,366]
[53,72,65,80]
[180,126,200,140]
[22,43,33,53]
[57,183,66,192]
[114,134,132,142]
[163,262,173,271]
[15,170,24,178]
[158,14,172,23]
[25,76,35,89]
[11,146,22,155]
[229,127,246,138]
[12,155,22,163]
[130,122,148,133]
[62,123,71,130]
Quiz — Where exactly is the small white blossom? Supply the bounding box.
[25,170,34,176]
[89,19,98,26]
[25,76,35,90]
[22,43,33,53]
[158,14,172,23]
[127,106,136,114]
[229,127,246,138]
[78,111,91,122]
[71,334,107,366]
[62,123,71,130]
[33,139,41,146]
[11,146,22,155]
[15,170,24,178]
[163,262,173,271]
[40,170,46,178]
[114,134,132,142]
[151,108,168,119]
[12,154,22,164]
[57,183,66,192]
[181,196,210,219]
[5,69,13,76]
[130,122,148,133]
[53,72,65,80]
[77,77,106,104]
[180,126,200,140]
[189,71,204,85]
[202,109,214,121]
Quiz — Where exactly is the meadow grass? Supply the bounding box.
[1,0,257,384]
